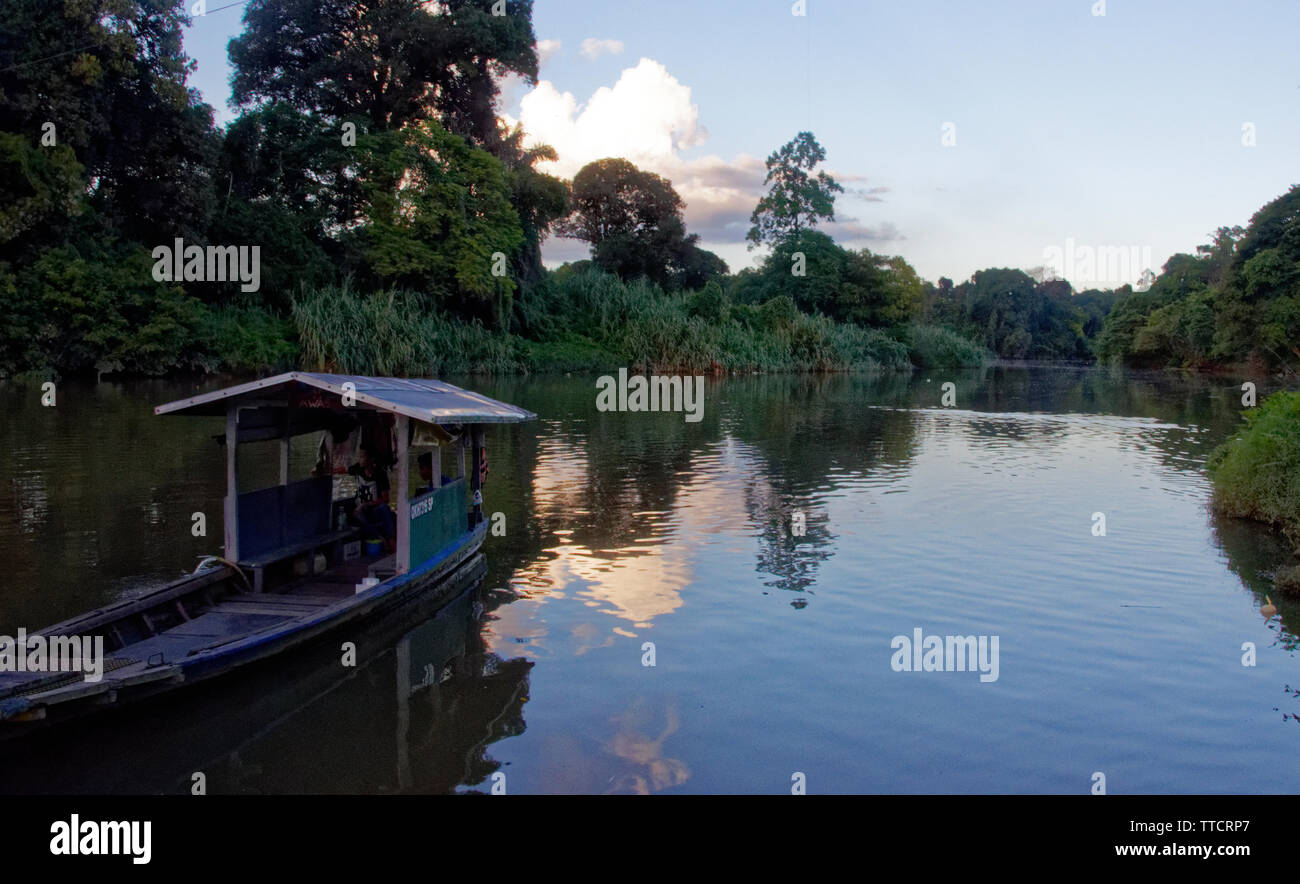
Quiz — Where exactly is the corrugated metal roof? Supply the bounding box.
[154,372,536,424]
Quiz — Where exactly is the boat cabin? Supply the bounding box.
[155,372,535,594]
[0,373,533,731]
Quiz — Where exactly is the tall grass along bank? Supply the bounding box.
[1208,390,1300,553]
[289,271,991,378]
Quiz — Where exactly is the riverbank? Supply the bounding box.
[4,367,1295,793]
[18,269,996,381]
[289,275,991,376]
[1209,389,1300,590]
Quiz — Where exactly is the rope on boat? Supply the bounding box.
[194,555,253,593]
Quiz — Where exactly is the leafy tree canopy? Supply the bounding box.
[747,131,843,248]
[229,0,538,145]
[731,229,921,328]
[559,157,721,290]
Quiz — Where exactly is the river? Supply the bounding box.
[1,365,1296,794]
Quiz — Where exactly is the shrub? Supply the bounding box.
[203,305,299,373]
[686,281,728,323]
[906,323,993,368]
[293,282,528,375]
[1208,391,1300,547]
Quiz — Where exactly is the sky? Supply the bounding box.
[180,0,1300,289]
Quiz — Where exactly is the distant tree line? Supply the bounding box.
[1,0,568,376]
[2,1,1292,379]
[1096,186,1300,371]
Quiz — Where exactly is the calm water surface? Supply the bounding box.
[1,366,1298,794]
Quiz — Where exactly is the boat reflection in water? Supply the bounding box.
[0,555,533,794]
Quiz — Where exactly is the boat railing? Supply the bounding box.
[409,478,469,567]
[236,475,334,561]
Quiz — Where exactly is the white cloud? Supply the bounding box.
[536,39,562,67]
[579,38,624,60]
[511,58,703,177]
[506,57,895,254]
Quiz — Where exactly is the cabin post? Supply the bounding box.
[395,415,410,574]
[278,408,290,485]
[469,424,484,527]
[224,405,239,563]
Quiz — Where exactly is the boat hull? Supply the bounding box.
[0,522,487,739]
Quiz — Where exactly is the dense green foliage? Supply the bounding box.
[747,132,843,247]
[289,269,986,376]
[1097,188,1300,370]
[921,269,1099,360]
[558,157,725,290]
[731,230,924,328]
[0,0,992,378]
[0,0,218,376]
[229,0,540,143]
[1208,391,1300,549]
[0,0,566,376]
[37,2,1300,379]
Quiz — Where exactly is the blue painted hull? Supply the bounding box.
[0,522,487,736]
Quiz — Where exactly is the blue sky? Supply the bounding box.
[181,0,1300,288]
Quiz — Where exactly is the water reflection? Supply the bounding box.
[481,375,925,619]
[1212,510,1300,649]
[0,557,533,794]
[605,695,690,794]
[5,366,1300,793]
[480,369,1272,626]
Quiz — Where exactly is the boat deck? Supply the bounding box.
[210,552,393,614]
[0,553,398,698]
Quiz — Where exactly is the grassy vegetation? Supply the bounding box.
[284,270,991,377]
[903,323,994,369]
[203,305,300,374]
[293,283,528,376]
[1208,391,1300,553]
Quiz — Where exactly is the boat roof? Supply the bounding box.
[154,372,535,425]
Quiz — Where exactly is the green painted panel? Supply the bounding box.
[409,478,468,566]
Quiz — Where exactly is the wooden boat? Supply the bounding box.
[0,373,534,736]
[0,554,535,793]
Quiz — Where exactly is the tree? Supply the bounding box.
[348,120,523,325]
[217,103,362,232]
[209,103,354,308]
[495,122,569,292]
[1212,186,1300,363]
[561,158,681,242]
[559,158,702,289]
[229,0,538,145]
[0,0,219,375]
[671,238,728,290]
[729,229,921,327]
[747,131,843,248]
[951,268,1091,360]
[1094,187,1300,369]
[0,0,218,249]
[0,132,84,256]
